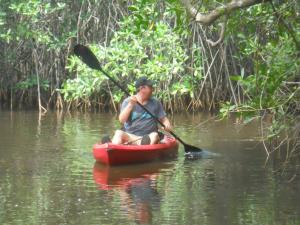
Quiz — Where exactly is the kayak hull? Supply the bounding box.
[93,136,179,165]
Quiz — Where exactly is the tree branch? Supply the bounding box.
[206,18,227,46]
[180,0,266,26]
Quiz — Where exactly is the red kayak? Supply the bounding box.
[93,136,178,165]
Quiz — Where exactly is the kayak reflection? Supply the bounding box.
[93,161,174,189]
[93,161,175,224]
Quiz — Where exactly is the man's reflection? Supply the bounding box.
[93,162,172,224]
[119,175,159,224]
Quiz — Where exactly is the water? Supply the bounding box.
[0,110,299,225]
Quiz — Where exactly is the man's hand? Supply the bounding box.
[119,95,138,124]
[161,117,172,132]
[128,95,138,107]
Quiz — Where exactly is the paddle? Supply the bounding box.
[73,44,203,156]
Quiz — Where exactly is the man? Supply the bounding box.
[110,76,172,145]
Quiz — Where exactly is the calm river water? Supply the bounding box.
[0,110,299,225]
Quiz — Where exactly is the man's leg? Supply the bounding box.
[127,133,142,145]
[111,130,127,144]
[148,132,160,145]
[112,130,141,145]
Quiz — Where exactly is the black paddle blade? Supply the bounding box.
[73,44,102,71]
[184,144,219,159]
[183,144,203,159]
[184,143,202,152]
[185,150,218,160]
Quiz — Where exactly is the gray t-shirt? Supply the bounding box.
[121,97,166,136]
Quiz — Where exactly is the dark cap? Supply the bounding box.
[135,76,154,89]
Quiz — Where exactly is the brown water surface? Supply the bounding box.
[0,110,299,225]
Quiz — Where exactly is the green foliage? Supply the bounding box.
[0,0,72,47]
[60,54,105,101]
[15,76,49,91]
[221,1,300,137]
[61,1,196,104]
[228,9,299,109]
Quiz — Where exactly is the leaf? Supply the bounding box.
[128,5,138,11]
[230,75,242,81]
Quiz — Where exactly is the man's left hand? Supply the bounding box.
[163,120,172,132]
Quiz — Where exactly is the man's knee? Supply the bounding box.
[149,132,159,144]
[114,129,125,136]
[112,129,126,144]
[149,132,159,138]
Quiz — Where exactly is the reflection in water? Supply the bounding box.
[121,177,157,224]
[0,111,299,225]
[93,162,174,224]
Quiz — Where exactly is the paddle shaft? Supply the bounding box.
[98,68,187,146]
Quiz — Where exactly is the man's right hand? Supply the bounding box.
[119,95,138,123]
[128,95,138,106]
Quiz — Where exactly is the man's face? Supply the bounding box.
[139,85,153,99]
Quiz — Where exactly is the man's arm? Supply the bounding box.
[160,116,172,132]
[119,96,137,124]
[156,100,172,132]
